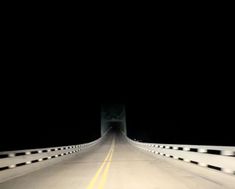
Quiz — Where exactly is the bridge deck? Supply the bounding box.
[1,132,235,189]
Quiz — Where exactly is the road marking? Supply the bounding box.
[86,137,115,189]
[98,139,115,189]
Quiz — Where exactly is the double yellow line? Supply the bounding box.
[86,137,115,189]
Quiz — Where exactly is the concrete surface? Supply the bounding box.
[1,131,235,189]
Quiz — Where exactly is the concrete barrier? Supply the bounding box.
[0,129,110,183]
[125,135,235,175]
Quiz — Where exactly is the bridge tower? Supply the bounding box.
[101,104,127,136]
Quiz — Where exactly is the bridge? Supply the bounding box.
[0,105,235,189]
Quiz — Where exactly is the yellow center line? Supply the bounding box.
[98,140,115,189]
[86,137,115,189]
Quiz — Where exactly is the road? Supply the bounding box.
[1,131,235,189]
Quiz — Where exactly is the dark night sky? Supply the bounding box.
[1,68,234,152]
[1,14,233,151]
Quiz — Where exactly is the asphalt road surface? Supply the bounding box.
[1,131,235,189]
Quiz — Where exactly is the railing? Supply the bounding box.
[0,130,110,183]
[125,136,235,175]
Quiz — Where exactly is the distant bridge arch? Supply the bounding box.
[101,104,127,136]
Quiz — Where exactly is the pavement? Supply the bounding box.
[1,131,235,189]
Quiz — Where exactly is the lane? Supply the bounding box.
[87,137,115,189]
[0,131,235,189]
[105,133,235,189]
[0,134,114,189]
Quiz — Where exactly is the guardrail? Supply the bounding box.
[125,136,235,175]
[0,130,110,183]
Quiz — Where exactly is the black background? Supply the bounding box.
[1,9,234,151]
[1,65,234,152]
